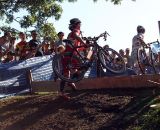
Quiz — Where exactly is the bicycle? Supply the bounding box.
[137,39,160,74]
[52,31,126,83]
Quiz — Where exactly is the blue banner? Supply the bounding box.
[150,41,160,54]
[0,55,97,98]
[0,54,136,98]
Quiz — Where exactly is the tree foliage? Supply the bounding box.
[0,0,64,39]
[0,0,135,39]
[66,0,136,4]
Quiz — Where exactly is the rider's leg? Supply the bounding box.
[59,71,71,100]
[67,82,77,91]
[60,80,66,92]
[67,70,77,91]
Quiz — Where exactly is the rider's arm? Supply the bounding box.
[139,39,149,48]
[137,34,148,47]
[72,32,86,45]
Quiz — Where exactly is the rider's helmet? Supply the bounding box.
[137,25,145,34]
[69,18,81,31]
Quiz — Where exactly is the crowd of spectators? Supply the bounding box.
[0,30,146,69]
[0,30,55,63]
[103,44,132,69]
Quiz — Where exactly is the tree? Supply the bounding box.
[0,0,64,40]
[0,0,135,39]
[66,0,136,5]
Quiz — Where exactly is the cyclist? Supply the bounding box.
[57,18,92,100]
[67,18,86,54]
[131,25,148,74]
[68,18,93,70]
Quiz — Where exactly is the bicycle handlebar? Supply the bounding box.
[82,31,110,42]
[147,39,160,45]
[136,37,160,49]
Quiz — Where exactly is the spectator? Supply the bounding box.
[119,49,125,57]
[103,44,109,50]
[124,48,132,68]
[0,31,15,61]
[42,41,52,55]
[2,51,14,63]
[54,31,66,54]
[49,40,55,54]
[9,34,16,54]
[28,30,43,57]
[15,32,30,60]
[53,31,77,100]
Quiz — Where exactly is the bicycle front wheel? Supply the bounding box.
[98,48,126,74]
[52,54,85,83]
[137,48,157,74]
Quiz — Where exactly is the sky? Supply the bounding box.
[2,0,160,51]
[52,0,160,51]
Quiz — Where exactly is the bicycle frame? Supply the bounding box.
[64,37,104,66]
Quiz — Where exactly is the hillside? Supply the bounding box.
[0,88,160,130]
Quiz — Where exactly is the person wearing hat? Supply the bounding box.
[59,18,93,100]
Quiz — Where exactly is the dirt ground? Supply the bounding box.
[0,88,159,130]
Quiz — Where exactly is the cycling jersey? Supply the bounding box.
[132,33,144,51]
[16,41,29,60]
[67,29,85,52]
[131,33,144,69]
[16,41,28,51]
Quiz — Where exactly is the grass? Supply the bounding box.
[129,96,160,130]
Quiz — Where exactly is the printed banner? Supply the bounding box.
[0,55,97,97]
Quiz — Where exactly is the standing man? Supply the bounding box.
[131,25,147,74]
[124,48,132,68]
[54,31,66,53]
[28,30,43,58]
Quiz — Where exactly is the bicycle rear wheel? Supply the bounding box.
[98,48,126,73]
[137,48,157,74]
[52,54,85,83]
